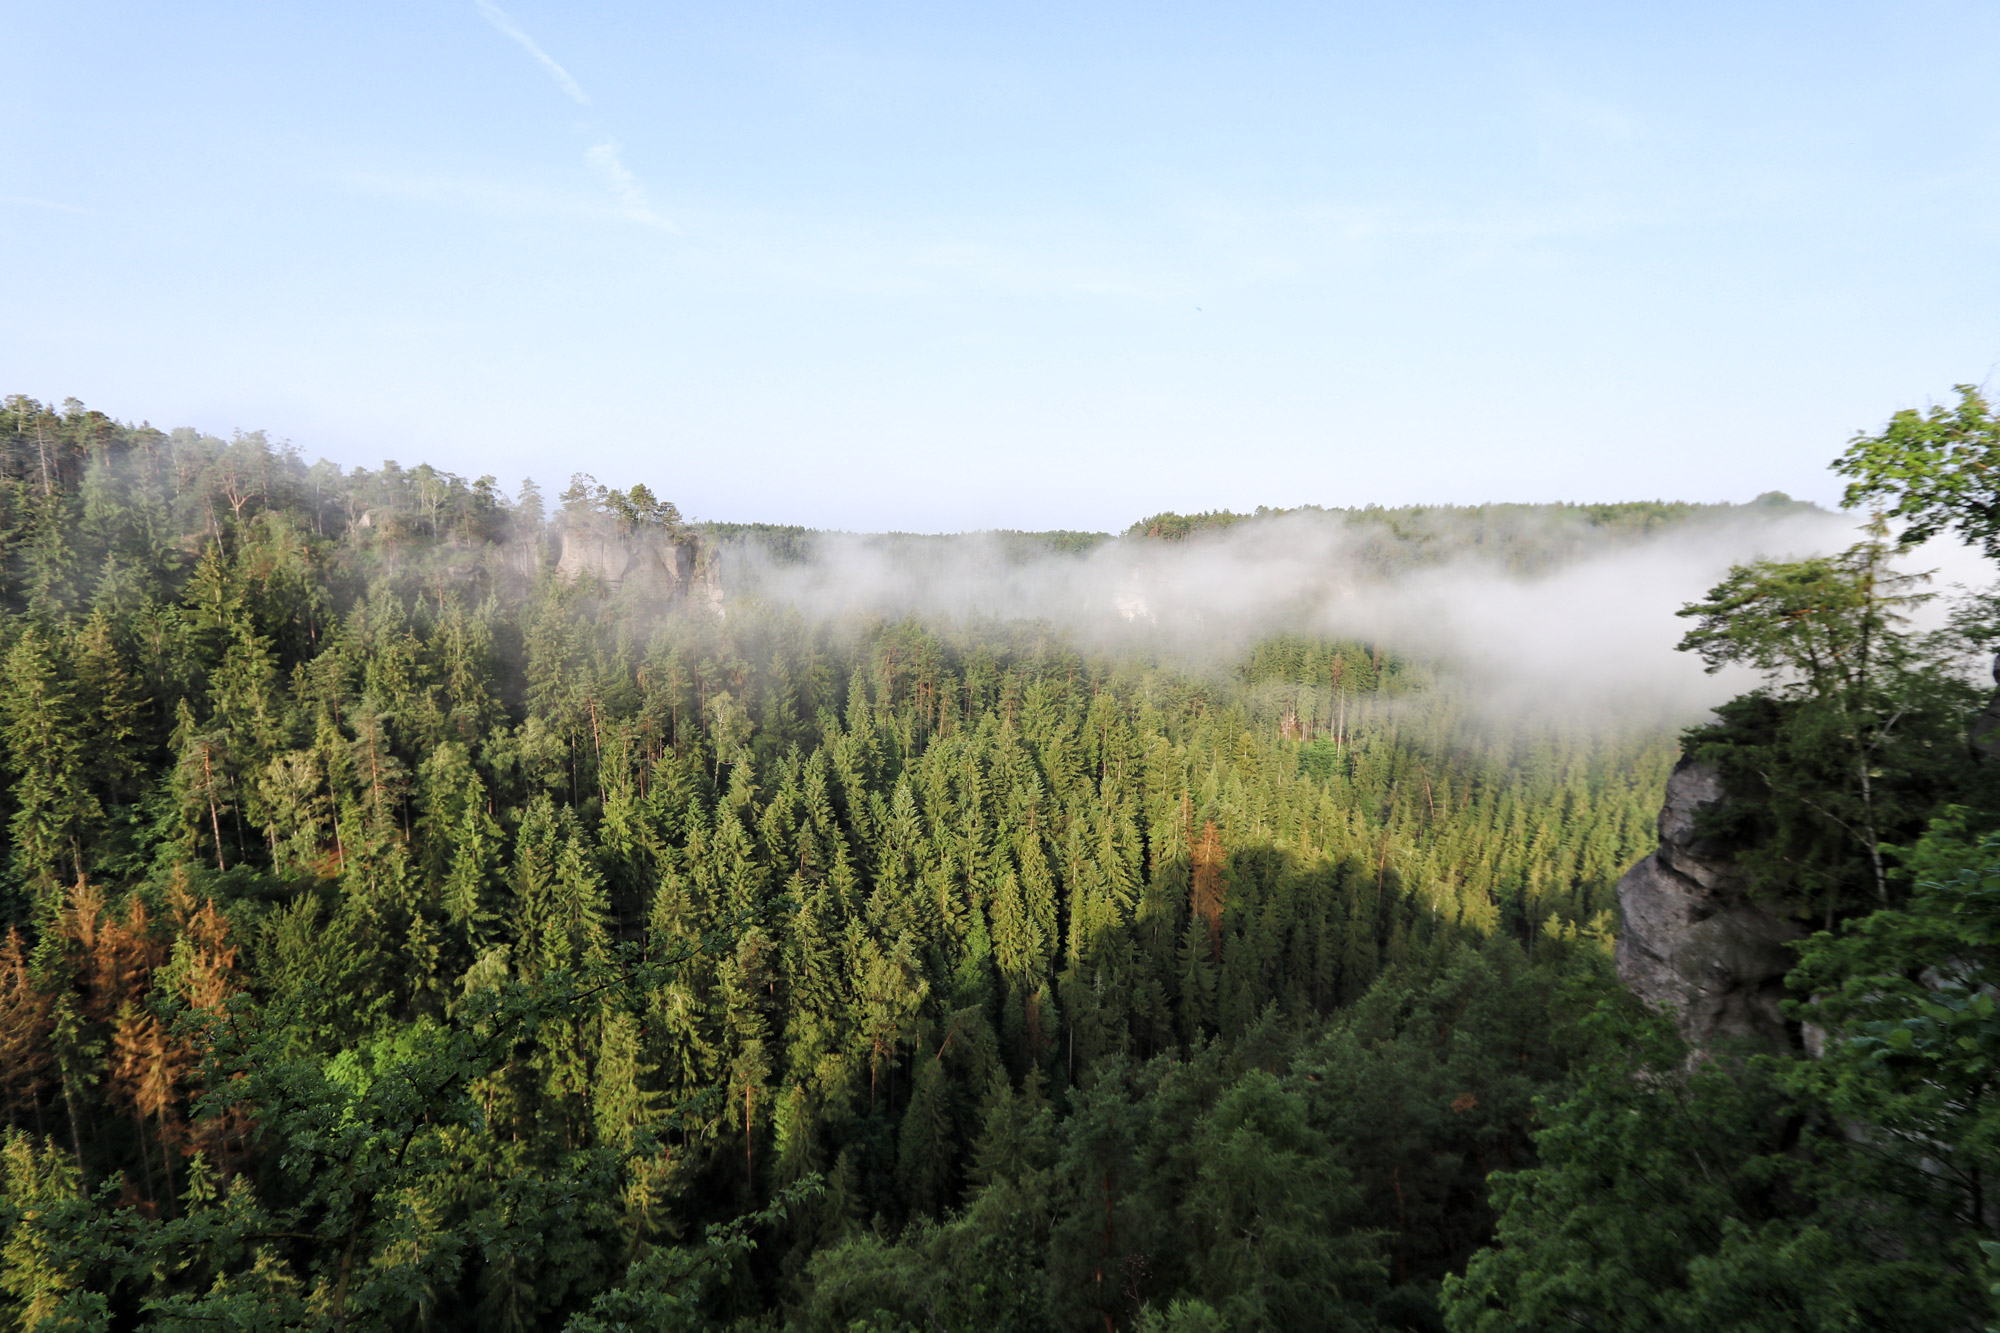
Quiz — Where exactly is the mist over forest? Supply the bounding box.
[3,391,2000,1332]
[710,496,1868,716]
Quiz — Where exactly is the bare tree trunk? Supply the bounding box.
[204,745,226,872]
[157,1104,176,1213]
[60,1067,85,1177]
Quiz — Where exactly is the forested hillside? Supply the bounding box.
[1445,386,2000,1331]
[3,391,1978,1332]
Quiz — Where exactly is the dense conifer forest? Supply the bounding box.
[4,390,2000,1331]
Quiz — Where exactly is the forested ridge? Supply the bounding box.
[1,390,1996,1331]
[716,493,1819,583]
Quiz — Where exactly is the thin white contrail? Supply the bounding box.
[474,0,590,105]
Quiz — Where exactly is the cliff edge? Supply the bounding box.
[1615,758,1800,1051]
[553,519,723,612]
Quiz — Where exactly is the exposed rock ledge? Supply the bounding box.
[1615,759,1801,1052]
[553,521,723,613]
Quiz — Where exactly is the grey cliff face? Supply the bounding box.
[1615,758,1800,1052]
[552,521,719,610]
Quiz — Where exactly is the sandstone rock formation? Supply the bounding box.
[552,520,722,611]
[1615,758,1801,1052]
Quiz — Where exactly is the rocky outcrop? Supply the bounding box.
[1615,759,1801,1052]
[553,521,722,611]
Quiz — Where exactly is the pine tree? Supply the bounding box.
[895,1053,955,1218]
[0,931,51,1131]
[0,630,97,891]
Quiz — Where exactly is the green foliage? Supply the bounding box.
[1833,383,2000,557]
[1440,998,1988,1332]
[1785,822,2000,1279]
[1125,500,1828,576]
[1449,382,2000,1330]
[787,940,1605,1332]
[1127,510,1254,541]
[0,394,1840,1329]
[1675,526,1988,914]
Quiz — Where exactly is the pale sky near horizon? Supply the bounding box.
[4,2,1998,532]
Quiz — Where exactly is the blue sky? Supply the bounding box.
[4,2,1998,530]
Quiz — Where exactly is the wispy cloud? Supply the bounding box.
[464,5,677,229]
[585,141,674,230]
[474,0,589,105]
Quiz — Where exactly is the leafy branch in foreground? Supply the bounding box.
[1674,523,1981,913]
[1834,384,2000,558]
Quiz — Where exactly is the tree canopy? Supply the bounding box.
[1,390,1989,1331]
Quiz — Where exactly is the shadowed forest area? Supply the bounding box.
[4,391,2000,1331]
